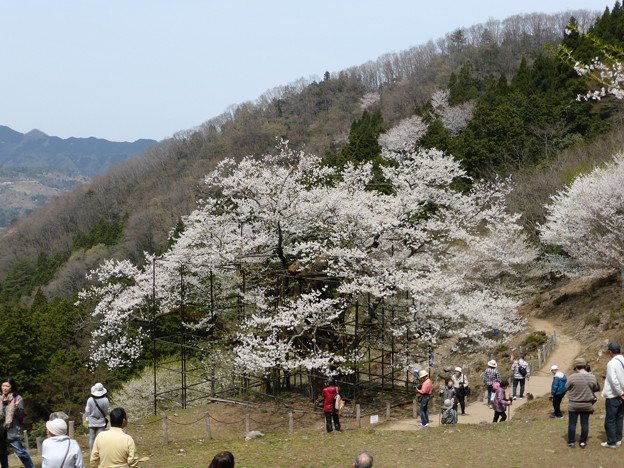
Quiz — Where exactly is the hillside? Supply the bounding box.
[0,9,603,284]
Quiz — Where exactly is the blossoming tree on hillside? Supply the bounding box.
[539,153,624,277]
[80,139,536,376]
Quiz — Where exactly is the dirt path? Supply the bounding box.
[380,317,582,430]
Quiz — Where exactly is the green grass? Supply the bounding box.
[95,397,624,468]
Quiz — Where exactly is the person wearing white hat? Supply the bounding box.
[415,369,432,428]
[441,399,458,425]
[451,367,469,415]
[85,383,110,452]
[483,360,501,408]
[42,415,84,468]
[549,364,567,419]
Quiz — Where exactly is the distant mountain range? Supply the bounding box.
[0,125,157,227]
[0,125,157,176]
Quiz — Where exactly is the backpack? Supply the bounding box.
[334,394,345,413]
[518,363,527,377]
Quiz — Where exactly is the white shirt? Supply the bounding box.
[42,435,85,468]
[602,354,624,399]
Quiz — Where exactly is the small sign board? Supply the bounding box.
[370,415,379,424]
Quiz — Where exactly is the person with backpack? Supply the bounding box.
[483,360,500,408]
[85,383,110,452]
[549,364,567,418]
[321,378,341,433]
[511,353,530,400]
[1,377,34,468]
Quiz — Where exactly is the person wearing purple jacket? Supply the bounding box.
[492,380,512,422]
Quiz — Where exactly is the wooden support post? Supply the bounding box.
[413,399,417,418]
[288,412,294,434]
[68,421,75,439]
[245,414,251,433]
[386,402,391,421]
[36,437,42,454]
[356,404,361,428]
[204,411,211,440]
[24,430,29,450]
[162,413,169,445]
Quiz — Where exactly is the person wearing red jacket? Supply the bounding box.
[321,378,341,433]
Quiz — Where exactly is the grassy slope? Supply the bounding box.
[110,398,622,468]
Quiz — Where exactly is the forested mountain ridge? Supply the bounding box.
[3,6,624,419]
[0,125,157,176]
[0,125,157,228]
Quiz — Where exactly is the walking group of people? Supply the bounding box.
[409,341,624,452]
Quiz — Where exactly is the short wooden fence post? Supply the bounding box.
[68,421,75,439]
[288,412,294,434]
[356,404,361,428]
[413,399,417,418]
[245,414,251,433]
[204,411,211,440]
[36,437,42,454]
[162,413,168,445]
[386,402,391,421]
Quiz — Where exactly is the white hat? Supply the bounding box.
[454,367,462,373]
[46,418,67,436]
[91,382,107,397]
[442,399,453,409]
[550,365,559,371]
[419,369,429,378]
[487,360,497,368]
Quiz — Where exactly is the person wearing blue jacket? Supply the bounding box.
[550,364,567,418]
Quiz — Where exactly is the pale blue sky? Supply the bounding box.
[0,0,613,142]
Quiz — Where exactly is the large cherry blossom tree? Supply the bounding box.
[80,140,536,374]
[539,153,624,277]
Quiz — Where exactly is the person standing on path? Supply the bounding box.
[483,360,500,408]
[85,383,110,452]
[1,378,34,468]
[550,364,567,418]
[565,357,599,449]
[439,379,456,409]
[511,353,530,400]
[451,367,469,415]
[601,342,624,448]
[492,380,512,422]
[416,370,432,428]
[321,378,341,433]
